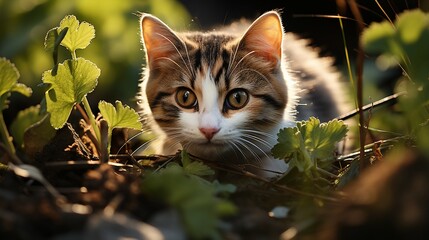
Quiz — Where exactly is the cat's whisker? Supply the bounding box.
[154,57,192,80]
[161,127,188,135]
[252,117,283,126]
[225,140,241,161]
[228,140,248,163]
[234,139,263,165]
[239,129,277,140]
[227,43,241,75]
[235,68,275,91]
[229,50,256,77]
[113,130,147,156]
[239,137,271,161]
[181,141,197,155]
[162,129,184,135]
[154,32,193,77]
[183,43,195,78]
[162,133,186,154]
[130,129,183,156]
[131,137,158,156]
[223,129,276,145]
[160,125,188,129]
[213,143,224,159]
[241,134,273,150]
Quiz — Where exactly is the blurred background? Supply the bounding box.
[0,0,425,128]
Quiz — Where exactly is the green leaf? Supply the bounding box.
[396,10,427,44]
[44,28,58,52]
[10,105,44,148]
[98,100,142,131]
[23,113,56,157]
[57,15,95,53]
[181,149,191,167]
[45,27,69,70]
[272,117,348,174]
[42,58,100,129]
[0,58,32,110]
[0,58,20,97]
[362,9,429,81]
[362,9,429,142]
[44,28,69,53]
[271,127,300,160]
[142,164,236,239]
[305,118,349,161]
[211,180,237,195]
[181,150,215,177]
[10,83,32,97]
[361,21,395,55]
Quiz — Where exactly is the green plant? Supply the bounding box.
[362,9,429,152]
[42,15,142,156]
[142,151,236,239]
[0,58,32,155]
[272,117,348,191]
[1,14,239,239]
[98,100,142,154]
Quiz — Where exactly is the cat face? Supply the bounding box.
[139,11,292,159]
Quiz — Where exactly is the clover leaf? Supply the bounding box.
[272,117,348,175]
[304,117,349,161]
[98,100,142,131]
[98,100,142,153]
[42,58,100,129]
[271,127,300,161]
[57,15,95,55]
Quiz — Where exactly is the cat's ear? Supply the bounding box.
[140,14,182,64]
[239,11,283,68]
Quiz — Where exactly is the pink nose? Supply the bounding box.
[199,127,220,140]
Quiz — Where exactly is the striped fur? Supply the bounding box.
[138,11,349,176]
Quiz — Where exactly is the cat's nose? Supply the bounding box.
[199,127,220,140]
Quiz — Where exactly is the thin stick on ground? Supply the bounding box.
[338,92,406,121]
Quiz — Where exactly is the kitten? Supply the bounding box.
[137,11,349,177]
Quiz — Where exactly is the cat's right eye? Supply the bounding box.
[175,87,198,109]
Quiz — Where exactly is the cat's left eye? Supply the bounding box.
[175,87,198,109]
[225,89,249,110]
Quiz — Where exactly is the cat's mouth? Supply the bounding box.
[195,139,225,146]
[186,138,228,150]
[184,139,232,160]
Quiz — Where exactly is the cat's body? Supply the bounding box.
[138,11,349,177]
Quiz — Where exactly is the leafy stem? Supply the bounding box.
[42,15,142,158]
[71,50,77,60]
[299,134,312,172]
[64,23,100,147]
[0,113,15,154]
[82,97,101,147]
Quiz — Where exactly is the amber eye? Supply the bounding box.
[225,89,249,110]
[175,87,197,109]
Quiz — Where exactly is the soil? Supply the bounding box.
[1,125,429,240]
